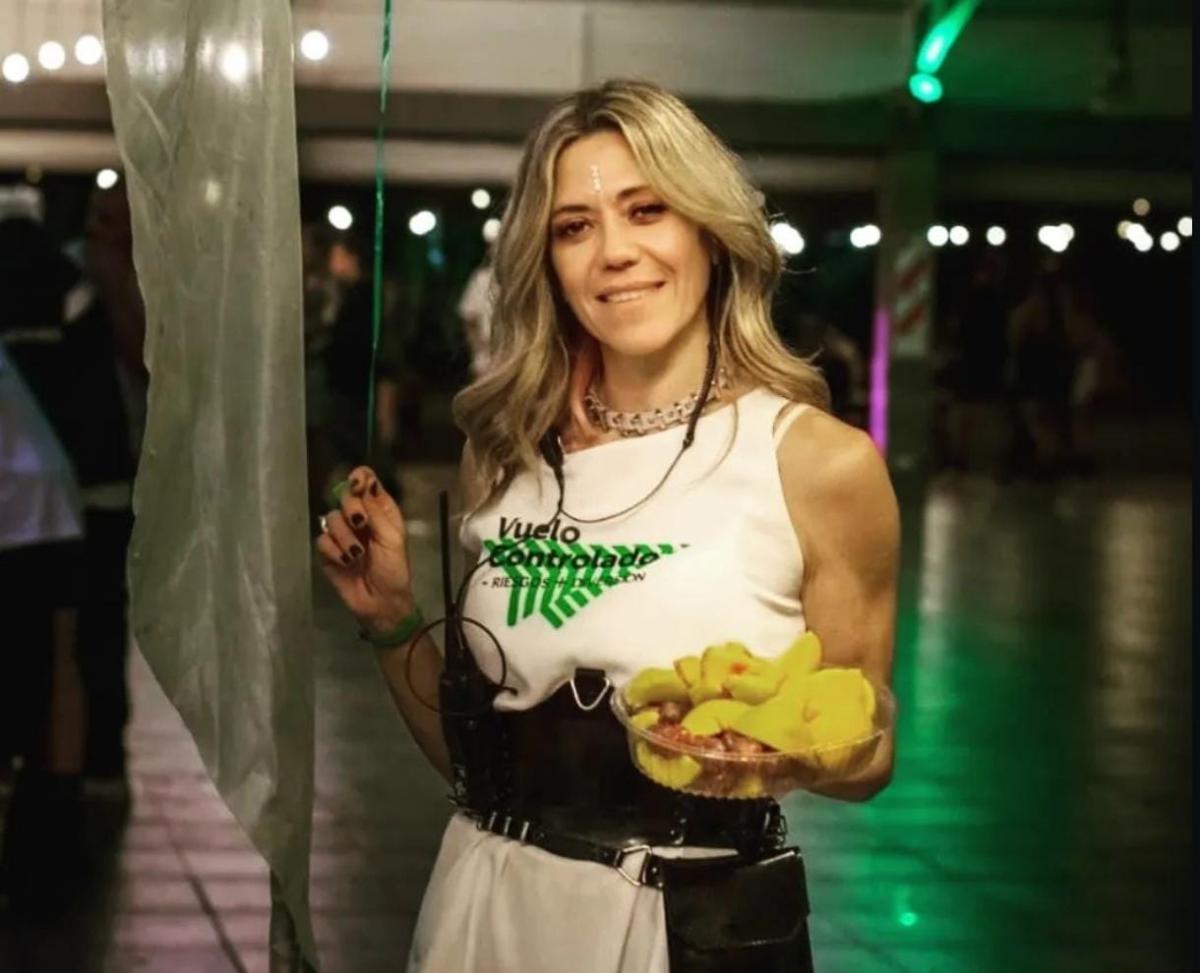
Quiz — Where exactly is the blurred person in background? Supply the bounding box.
[457,241,496,380]
[816,319,866,428]
[301,223,339,526]
[0,187,90,911]
[68,183,146,796]
[1004,254,1078,480]
[1061,286,1124,475]
[321,230,403,500]
[945,250,1011,475]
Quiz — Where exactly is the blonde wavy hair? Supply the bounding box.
[452,78,830,500]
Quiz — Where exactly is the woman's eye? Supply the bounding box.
[553,220,589,239]
[632,203,667,219]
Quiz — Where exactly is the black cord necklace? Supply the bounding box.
[540,328,720,525]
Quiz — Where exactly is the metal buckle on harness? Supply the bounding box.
[569,668,611,712]
[613,843,653,888]
[763,804,788,845]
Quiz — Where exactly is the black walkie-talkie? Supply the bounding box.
[436,491,509,812]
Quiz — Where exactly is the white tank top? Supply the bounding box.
[459,386,811,711]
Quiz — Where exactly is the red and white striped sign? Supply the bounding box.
[891,234,933,356]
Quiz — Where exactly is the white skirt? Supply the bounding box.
[407,813,734,973]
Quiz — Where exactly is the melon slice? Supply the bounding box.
[624,668,690,708]
[634,741,702,789]
[680,698,752,736]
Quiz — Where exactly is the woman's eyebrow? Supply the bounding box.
[550,184,653,219]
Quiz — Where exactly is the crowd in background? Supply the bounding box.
[933,250,1126,481]
[0,182,143,913]
[0,178,1177,915]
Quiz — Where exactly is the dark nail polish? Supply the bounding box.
[349,544,363,559]
[369,481,379,497]
[349,477,361,491]
[340,553,351,565]
[351,513,366,528]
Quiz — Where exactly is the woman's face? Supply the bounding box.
[548,129,712,361]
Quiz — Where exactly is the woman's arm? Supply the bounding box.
[316,450,487,786]
[776,407,900,802]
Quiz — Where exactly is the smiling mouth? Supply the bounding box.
[598,282,665,304]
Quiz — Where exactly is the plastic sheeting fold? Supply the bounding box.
[102,1,319,967]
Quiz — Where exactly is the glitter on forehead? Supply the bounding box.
[590,164,603,194]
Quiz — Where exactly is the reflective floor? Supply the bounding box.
[0,466,1191,972]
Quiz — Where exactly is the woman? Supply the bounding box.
[317,80,898,971]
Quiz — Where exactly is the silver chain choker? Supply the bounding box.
[585,366,732,437]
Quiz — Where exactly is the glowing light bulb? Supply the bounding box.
[1159,231,1180,252]
[299,30,329,62]
[96,168,120,190]
[850,224,881,248]
[38,41,67,71]
[75,34,104,66]
[1177,216,1191,238]
[482,218,501,243]
[986,226,1006,246]
[327,205,353,231]
[2,54,30,84]
[769,222,804,256]
[409,210,437,236]
[949,225,969,246]
[927,225,949,247]
[1132,198,1150,217]
[908,73,943,104]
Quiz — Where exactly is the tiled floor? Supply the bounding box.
[0,466,1191,972]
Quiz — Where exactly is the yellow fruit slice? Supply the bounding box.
[624,668,690,708]
[687,679,724,706]
[773,673,813,707]
[778,632,822,679]
[674,655,702,687]
[680,698,751,736]
[630,709,660,731]
[802,668,872,722]
[634,741,702,789]
[731,696,813,753]
[807,706,872,747]
[727,667,785,705]
[699,642,753,687]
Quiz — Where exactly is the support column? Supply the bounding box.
[872,129,939,493]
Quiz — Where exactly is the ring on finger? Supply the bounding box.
[319,514,330,535]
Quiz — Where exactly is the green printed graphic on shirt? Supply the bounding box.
[480,537,683,629]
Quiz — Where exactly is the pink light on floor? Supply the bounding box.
[869,304,890,454]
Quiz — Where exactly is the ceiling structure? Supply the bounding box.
[0,0,1190,200]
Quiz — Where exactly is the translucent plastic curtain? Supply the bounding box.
[102,1,319,968]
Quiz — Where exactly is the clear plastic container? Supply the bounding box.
[610,677,895,800]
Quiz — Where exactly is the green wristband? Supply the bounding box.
[360,606,426,648]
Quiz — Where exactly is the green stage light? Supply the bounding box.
[915,0,983,74]
[909,73,943,103]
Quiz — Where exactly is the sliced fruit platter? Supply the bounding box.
[610,632,894,799]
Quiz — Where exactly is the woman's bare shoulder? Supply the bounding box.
[775,408,896,527]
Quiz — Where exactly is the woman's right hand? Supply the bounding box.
[315,466,416,635]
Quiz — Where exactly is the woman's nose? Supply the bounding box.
[598,220,639,269]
